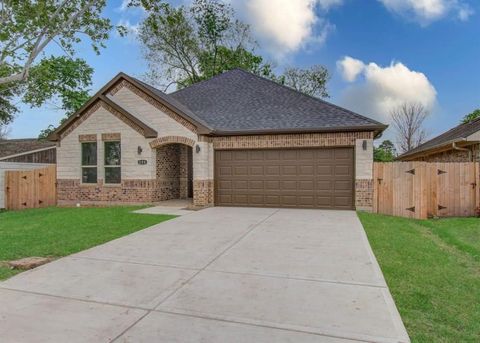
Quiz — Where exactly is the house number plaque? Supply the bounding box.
[138,160,147,165]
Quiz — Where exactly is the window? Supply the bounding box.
[81,142,97,183]
[104,141,121,184]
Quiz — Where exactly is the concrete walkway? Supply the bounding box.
[133,199,195,216]
[0,207,409,343]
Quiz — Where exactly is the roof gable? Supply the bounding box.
[398,117,480,159]
[48,73,207,141]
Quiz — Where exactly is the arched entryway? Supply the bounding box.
[155,143,193,200]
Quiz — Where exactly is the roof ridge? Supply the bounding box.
[230,68,386,127]
[170,70,233,96]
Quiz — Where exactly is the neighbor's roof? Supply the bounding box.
[0,138,55,159]
[397,117,480,160]
[169,68,386,135]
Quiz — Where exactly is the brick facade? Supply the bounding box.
[109,79,198,133]
[415,148,476,162]
[58,143,193,205]
[193,179,214,207]
[355,179,374,210]
[210,132,373,150]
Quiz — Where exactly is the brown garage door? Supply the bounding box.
[215,148,354,209]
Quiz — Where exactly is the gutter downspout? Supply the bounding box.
[452,141,472,161]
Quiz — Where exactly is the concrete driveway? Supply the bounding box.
[0,207,409,343]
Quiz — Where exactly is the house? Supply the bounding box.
[397,117,480,162]
[48,69,386,210]
[0,138,56,163]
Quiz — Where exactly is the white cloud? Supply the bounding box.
[338,57,437,120]
[232,0,338,56]
[337,56,365,82]
[378,0,474,24]
[118,0,130,12]
[318,0,344,10]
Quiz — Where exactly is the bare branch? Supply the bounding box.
[390,102,429,153]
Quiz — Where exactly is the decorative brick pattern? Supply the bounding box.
[109,80,198,133]
[61,101,101,140]
[179,145,189,199]
[78,134,97,142]
[150,135,195,149]
[101,133,121,141]
[193,179,214,207]
[156,145,181,200]
[212,132,374,150]
[355,179,374,210]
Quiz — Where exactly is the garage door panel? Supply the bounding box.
[215,148,353,209]
[233,166,248,176]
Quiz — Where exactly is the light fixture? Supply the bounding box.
[137,146,143,155]
[362,140,367,151]
[195,145,201,153]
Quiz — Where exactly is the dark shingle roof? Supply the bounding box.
[398,117,480,159]
[168,69,385,134]
[0,139,55,159]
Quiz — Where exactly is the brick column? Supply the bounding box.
[355,139,374,211]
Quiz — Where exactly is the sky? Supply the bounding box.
[8,0,480,144]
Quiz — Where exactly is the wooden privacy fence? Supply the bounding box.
[373,162,480,219]
[5,165,56,210]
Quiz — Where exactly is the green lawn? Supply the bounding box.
[0,206,175,280]
[358,212,480,343]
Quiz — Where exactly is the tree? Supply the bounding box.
[391,102,429,153]
[0,124,10,139]
[136,0,330,97]
[374,140,397,162]
[137,0,274,91]
[461,109,480,124]
[0,0,119,125]
[277,65,330,98]
[38,88,90,139]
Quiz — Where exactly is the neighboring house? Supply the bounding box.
[48,69,386,210]
[0,138,56,163]
[397,117,480,162]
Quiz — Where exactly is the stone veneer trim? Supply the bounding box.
[78,134,97,142]
[150,135,196,149]
[102,133,121,141]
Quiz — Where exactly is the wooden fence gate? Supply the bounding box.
[5,165,56,210]
[373,162,479,219]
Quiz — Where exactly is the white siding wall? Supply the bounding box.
[57,106,153,180]
[355,138,373,179]
[0,162,53,208]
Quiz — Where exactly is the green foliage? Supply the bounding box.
[374,140,397,162]
[0,0,117,125]
[461,109,480,124]
[0,206,175,280]
[358,213,480,342]
[276,65,330,98]
[136,0,329,97]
